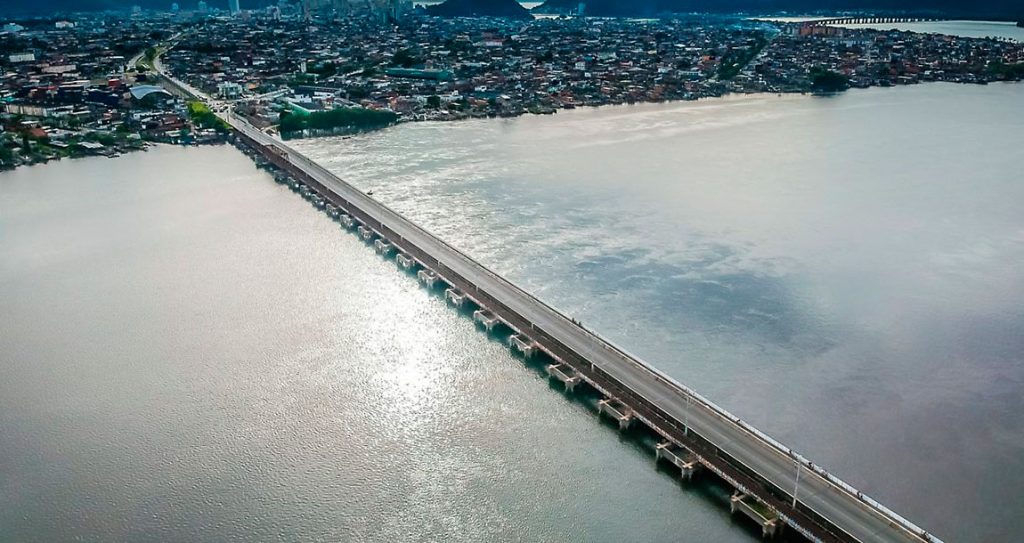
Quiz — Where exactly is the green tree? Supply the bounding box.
[810,67,850,92]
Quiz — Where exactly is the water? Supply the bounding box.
[289,82,1024,542]
[2,82,1023,542]
[843,20,1024,41]
[755,17,1024,41]
[0,146,751,542]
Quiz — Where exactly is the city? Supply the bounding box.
[2,6,1022,167]
[1,1,1023,543]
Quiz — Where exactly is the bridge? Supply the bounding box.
[808,16,944,26]
[155,61,943,543]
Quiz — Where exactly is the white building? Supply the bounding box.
[8,52,36,63]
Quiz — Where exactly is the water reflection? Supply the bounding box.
[293,82,1024,541]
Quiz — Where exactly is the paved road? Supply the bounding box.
[226,117,938,543]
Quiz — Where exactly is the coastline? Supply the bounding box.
[0,140,227,174]
[288,79,1022,139]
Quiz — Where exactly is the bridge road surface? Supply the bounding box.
[221,112,931,543]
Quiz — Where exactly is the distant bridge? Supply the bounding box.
[809,16,945,26]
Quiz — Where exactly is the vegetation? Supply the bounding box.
[0,144,14,167]
[278,107,398,138]
[988,61,1024,79]
[187,101,229,132]
[717,35,767,80]
[391,48,422,68]
[809,67,850,92]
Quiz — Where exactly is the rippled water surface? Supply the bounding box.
[291,83,1024,542]
[843,20,1024,41]
[0,145,753,542]
[2,82,1023,543]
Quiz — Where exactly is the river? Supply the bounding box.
[2,82,1022,542]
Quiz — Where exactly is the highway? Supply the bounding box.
[155,62,939,543]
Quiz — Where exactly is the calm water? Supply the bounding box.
[759,18,1024,41]
[291,82,1024,542]
[0,146,750,542]
[2,82,1022,542]
[843,20,1024,41]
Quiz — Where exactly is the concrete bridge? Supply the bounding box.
[156,64,944,543]
[809,16,944,26]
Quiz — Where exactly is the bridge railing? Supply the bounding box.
[206,77,942,543]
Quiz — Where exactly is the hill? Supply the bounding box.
[426,0,533,18]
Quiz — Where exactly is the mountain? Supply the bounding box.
[425,0,533,18]
[533,0,1024,21]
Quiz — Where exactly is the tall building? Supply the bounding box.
[229,0,241,14]
[302,0,406,21]
[197,0,208,13]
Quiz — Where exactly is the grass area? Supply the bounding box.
[187,101,230,132]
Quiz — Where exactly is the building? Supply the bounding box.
[218,82,243,98]
[229,0,240,14]
[8,52,36,63]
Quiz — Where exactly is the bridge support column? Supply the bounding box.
[509,334,538,358]
[445,288,466,308]
[396,253,416,270]
[730,493,780,539]
[417,269,439,288]
[598,398,634,430]
[340,214,355,228]
[655,442,702,480]
[374,239,394,256]
[545,363,582,392]
[472,309,501,331]
[358,225,375,241]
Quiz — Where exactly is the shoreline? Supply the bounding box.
[283,79,1023,140]
[0,140,227,174]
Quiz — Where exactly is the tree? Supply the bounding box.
[426,95,442,108]
[810,67,849,92]
[391,48,420,68]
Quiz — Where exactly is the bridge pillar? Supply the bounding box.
[417,269,439,288]
[730,493,781,539]
[374,239,394,256]
[444,288,467,308]
[509,334,538,358]
[472,309,501,331]
[655,442,703,480]
[545,363,582,392]
[357,225,375,241]
[598,398,634,430]
[396,253,416,271]
[340,214,355,228]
